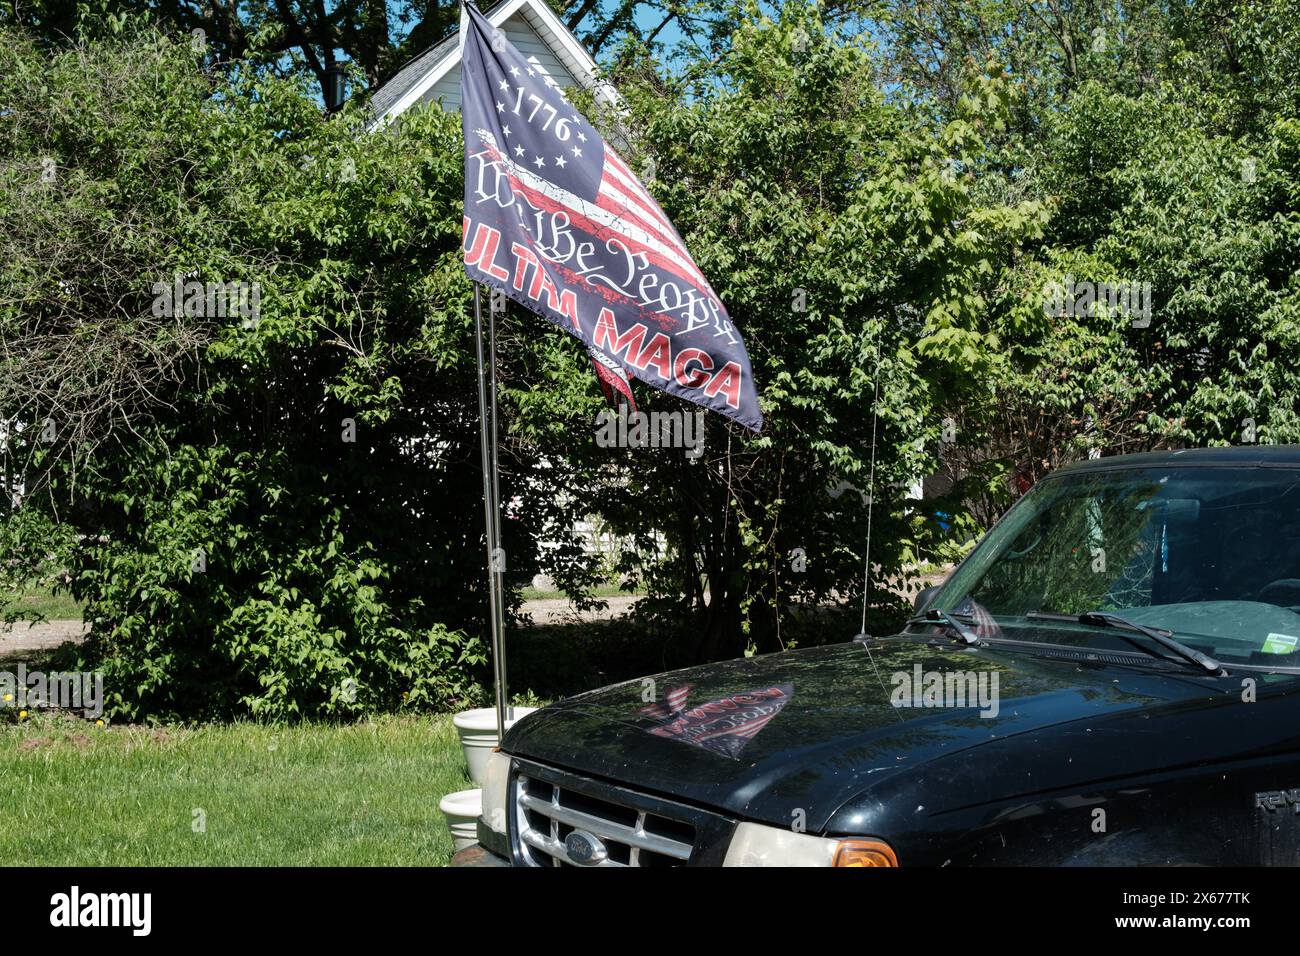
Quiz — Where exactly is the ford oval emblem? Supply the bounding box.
[564,829,608,866]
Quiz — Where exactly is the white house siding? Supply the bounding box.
[418,14,580,114]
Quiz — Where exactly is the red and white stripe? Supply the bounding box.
[587,343,637,411]
[473,134,714,296]
[597,150,693,264]
[664,684,691,713]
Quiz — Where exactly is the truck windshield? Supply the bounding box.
[928,464,1300,669]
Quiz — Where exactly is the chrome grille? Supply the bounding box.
[513,771,697,867]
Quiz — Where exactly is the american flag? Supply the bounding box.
[459,2,761,431]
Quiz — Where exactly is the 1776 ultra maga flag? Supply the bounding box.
[459,2,762,431]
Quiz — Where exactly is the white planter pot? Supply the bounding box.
[439,788,482,852]
[453,706,537,786]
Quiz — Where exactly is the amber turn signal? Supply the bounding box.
[833,839,899,867]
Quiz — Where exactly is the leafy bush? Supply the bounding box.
[0,26,515,719]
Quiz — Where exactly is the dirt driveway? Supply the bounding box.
[1,569,947,657]
[0,596,637,658]
[0,619,90,658]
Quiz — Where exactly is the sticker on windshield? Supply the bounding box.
[1262,633,1299,655]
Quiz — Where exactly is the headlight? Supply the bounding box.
[480,749,511,835]
[723,822,898,867]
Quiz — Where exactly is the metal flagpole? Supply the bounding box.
[473,284,508,738]
[486,289,510,724]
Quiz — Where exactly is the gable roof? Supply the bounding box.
[367,0,617,128]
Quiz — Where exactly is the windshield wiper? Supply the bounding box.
[1027,610,1226,675]
[906,608,982,646]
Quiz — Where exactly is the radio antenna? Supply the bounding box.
[859,332,882,637]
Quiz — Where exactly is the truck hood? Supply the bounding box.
[502,636,1236,831]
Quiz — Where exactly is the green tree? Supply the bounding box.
[0,0,743,95]
[569,3,1046,659]
[0,24,590,718]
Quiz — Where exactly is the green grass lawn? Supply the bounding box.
[0,714,471,866]
[4,585,83,621]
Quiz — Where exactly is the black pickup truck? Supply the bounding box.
[457,446,1300,866]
